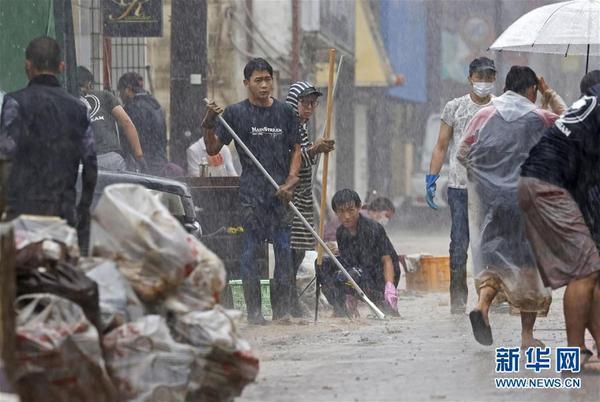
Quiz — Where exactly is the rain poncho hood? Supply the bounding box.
[492,90,537,122]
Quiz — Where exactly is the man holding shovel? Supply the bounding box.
[203,58,302,325]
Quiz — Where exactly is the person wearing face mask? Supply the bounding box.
[364,197,395,227]
[426,57,496,314]
[457,65,565,348]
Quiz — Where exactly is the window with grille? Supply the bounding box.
[75,0,149,93]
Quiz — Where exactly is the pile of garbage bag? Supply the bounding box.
[10,184,259,402]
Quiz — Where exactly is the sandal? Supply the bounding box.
[469,309,493,346]
[581,351,600,375]
[561,348,593,378]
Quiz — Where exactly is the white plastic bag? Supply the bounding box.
[103,315,196,402]
[14,293,115,402]
[90,184,197,301]
[172,306,259,401]
[294,251,330,311]
[165,240,226,314]
[12,215,79,259]
[82,257,145,330]
[172,306,250,352]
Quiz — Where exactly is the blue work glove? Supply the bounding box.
[425,174,439,210]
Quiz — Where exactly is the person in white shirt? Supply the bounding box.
[187,137,237,177]
[426,57,496,314]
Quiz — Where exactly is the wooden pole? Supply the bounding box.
[316,48,336,266]
[0,224,15,386]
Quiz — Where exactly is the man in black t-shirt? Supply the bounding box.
[519,70,600,365]
[317,189,400,317]
[118,72,168,176]
[203,58,302,324]
[77,66,144,171]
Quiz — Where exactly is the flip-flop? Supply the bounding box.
[561,348,593,378]
[581,351,600,375]
[469,310,493,346]
[582,348,593,363]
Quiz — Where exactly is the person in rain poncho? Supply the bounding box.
[519,70,600,371]
[285,81,334,317]
[426,57,496,314]
[457,66,566,348]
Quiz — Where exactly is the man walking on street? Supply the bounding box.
[519,70,600,371]
[458,66,565,348]
[426,57,496,314]
[202,58,302,324]
[0,37,97,249]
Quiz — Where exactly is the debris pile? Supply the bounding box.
[11,184,258,402]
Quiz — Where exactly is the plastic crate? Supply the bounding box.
[405,256,450,292]
[228,279,272,316]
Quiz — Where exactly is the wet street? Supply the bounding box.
[238,225,600,402]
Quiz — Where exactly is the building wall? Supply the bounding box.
[206,0,293,105]
[147,0,172,137]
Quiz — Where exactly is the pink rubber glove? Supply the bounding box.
[384,281,398,310]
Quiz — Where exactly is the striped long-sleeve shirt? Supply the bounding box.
[286,82,319,250]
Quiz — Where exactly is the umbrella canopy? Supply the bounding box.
[490,0,600,58]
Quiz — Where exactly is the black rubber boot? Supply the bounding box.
[244,279,267,325]
[270,280,293,320]
[318,283,346,317]
[450,266,468,314]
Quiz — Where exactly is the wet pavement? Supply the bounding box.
[238,227,599,402]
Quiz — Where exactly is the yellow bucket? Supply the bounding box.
[405,256,451,292]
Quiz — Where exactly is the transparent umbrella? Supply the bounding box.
[489,0,600,73]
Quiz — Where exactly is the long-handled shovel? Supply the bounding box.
[203,100,386,320]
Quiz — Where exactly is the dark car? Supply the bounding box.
[93,170,201,235]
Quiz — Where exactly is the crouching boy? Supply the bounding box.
[317,189,400,316]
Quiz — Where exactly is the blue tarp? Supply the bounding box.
[380,1,427,103]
